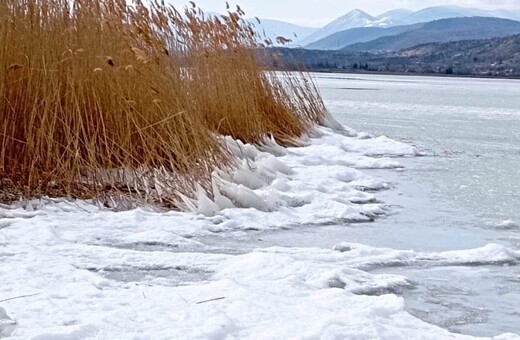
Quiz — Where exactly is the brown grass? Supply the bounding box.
[0,0,327,208]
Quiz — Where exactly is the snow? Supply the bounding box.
[300,9,381,46]
[1,126,519,339]
[340,135,418,156]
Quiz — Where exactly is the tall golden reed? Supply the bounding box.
[0,0,327,207]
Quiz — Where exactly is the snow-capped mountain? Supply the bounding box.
[300,6,520,46]
[401,6,484,24]
[342,16,520,52]
[300,9,389,46]
[248,18,318,46]
[376,9,414,23]
[399,6,520,25]
[210,6,520,48]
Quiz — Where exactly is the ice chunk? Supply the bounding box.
[211,175,235,211]
[223,136,260,160]
[256,155,293,175]
[232,167,268,190]
[216,178,270,212]
[196,184,219,217]
[0,307,16,337]
[259,135,287,156]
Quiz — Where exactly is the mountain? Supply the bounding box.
[270,33,520,77]
[204,12,317,46]
[341,17,520,52]
[380,33,520,76]
[490,10,520,21]
[300,9,387,46]
[376,9,414,23]
[401,6,520,24]
[249,19,318,46]
[298,6,520,47]
[401,6,486,24]
[398,34,520,62]
[305,23,424,50]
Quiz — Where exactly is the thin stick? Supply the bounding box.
[0,293,41,303]
[135,111,186,133]
[196,297,225,304]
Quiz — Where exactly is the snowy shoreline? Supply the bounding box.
[1,126,519,339]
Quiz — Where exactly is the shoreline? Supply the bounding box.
[297,68,520,81]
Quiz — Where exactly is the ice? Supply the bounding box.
[216,178,271,211]
[1,124,518,339]
[0,307,16,337]
[332,243,520,269]
[484,220,520,230]
[3,236,516,339]
[195,184,220,217]
[341,135,418,157]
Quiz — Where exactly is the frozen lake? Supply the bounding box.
[315,73,520,336]
[2,74,519,339]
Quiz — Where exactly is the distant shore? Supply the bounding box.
[304,68,520,80]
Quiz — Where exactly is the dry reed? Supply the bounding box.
[0,0,327,208]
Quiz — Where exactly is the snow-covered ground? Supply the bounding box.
[1,126,519,339]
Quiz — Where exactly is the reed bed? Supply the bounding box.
[0,0,327,208]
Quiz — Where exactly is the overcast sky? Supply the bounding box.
[166,0,520,26]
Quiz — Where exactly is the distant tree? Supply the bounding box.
[446,66,454,75]
[353,63,359,69]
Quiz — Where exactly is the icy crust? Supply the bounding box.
[188,126,406,224]
[0,127,410,248]
[340,135,418,157]
[2,231,520,339]
[1,127,519,339]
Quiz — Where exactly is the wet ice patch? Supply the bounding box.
[86,264,213,286]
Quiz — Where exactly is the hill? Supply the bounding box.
[376,9,415,23]
[269,33,520,77]
[306,23,423,50]
[342,17,520,52]
[395,34,520,75]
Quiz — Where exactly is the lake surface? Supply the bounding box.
[4,73,518,338]
[312,73,520,337]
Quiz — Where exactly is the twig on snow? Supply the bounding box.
[196,297,225,304]
[0,293,41,303]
